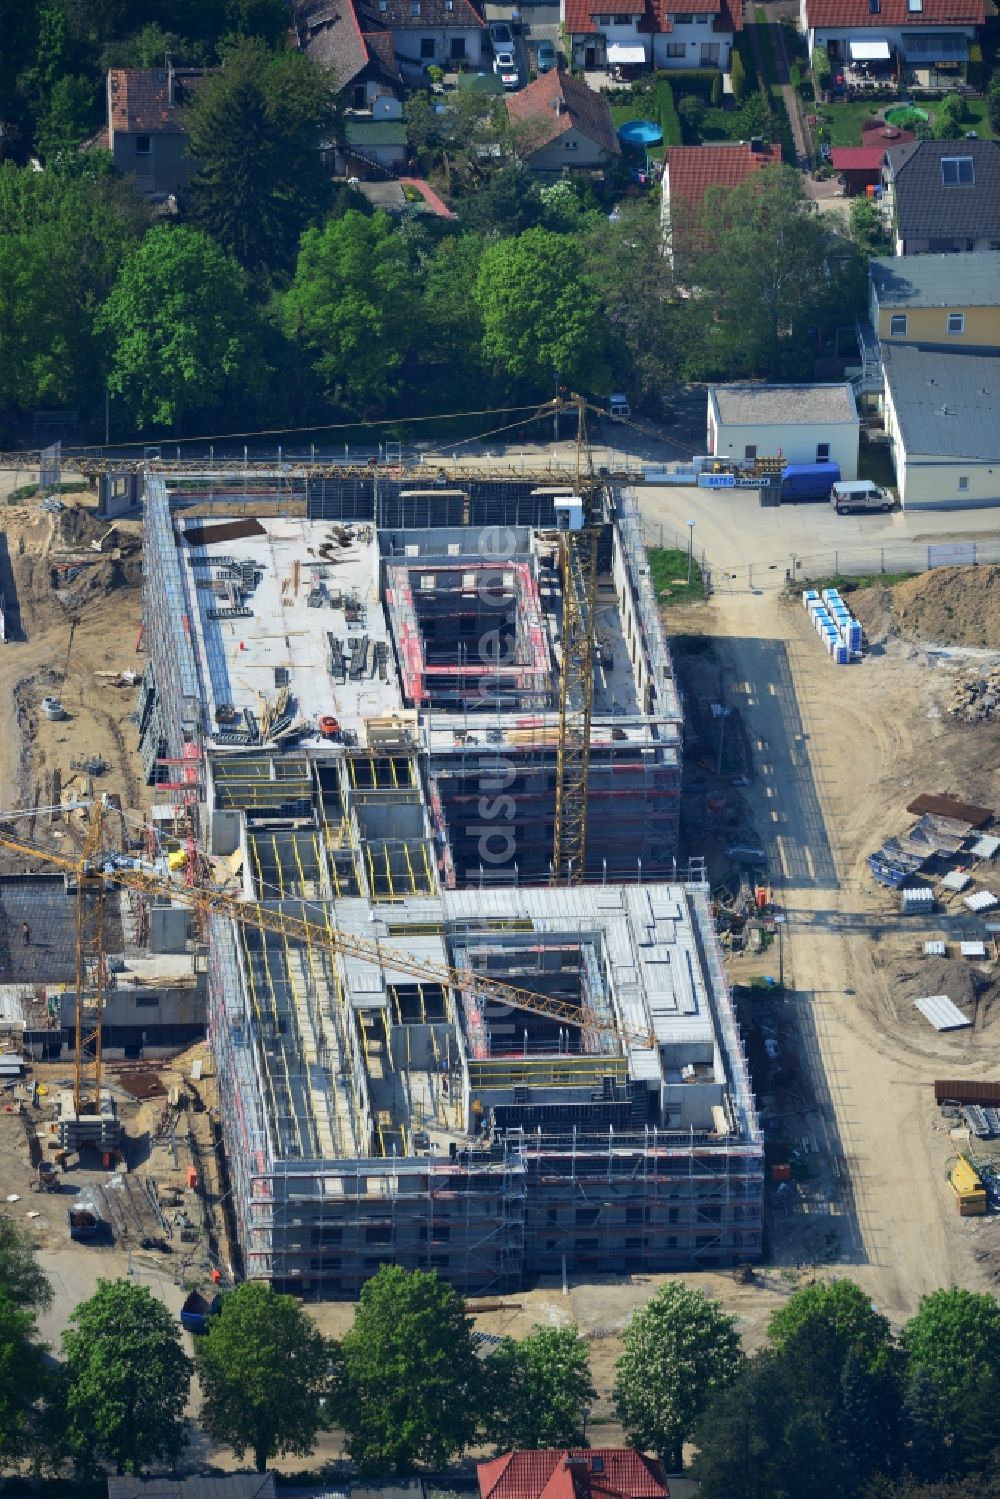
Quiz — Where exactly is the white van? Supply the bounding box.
[830,480,892,515]
[608,393,630,422]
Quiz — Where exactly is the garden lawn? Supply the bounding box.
[815,95,994,146]
[609,94,666,159]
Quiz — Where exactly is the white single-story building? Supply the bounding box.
[881,343,1000,510]
[706,384,860,478]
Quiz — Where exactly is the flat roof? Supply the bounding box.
[710,383,858,426]
[871,251,1000,310]
[882,343,1000,460]
[177,516,403,747]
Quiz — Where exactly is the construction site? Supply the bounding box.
[109,458,759,1294]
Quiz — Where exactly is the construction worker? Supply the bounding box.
[21,921,31,946]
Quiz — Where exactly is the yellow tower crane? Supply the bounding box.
[552,395,600,885]
[0,815,656,1052]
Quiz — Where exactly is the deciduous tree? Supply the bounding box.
[97,223,265,429]
[337,1265,482,1474]
[62,1279,192,1475]
[613,1282,744,1470]
[197,1282,335,1473]
[281,209,413,408]
[484,1325,596,1452]
[474,227,610,393]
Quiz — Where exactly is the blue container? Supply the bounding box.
[835,645,849,664]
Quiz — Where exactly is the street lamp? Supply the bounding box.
[686,518,696,586]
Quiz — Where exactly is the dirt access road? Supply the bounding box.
[662,568,1000,1324]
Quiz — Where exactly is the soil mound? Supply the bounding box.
[892,954,996,1026]
[880,565,1000,649]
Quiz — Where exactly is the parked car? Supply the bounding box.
[493,50,520,88]
[489,20,514,48]
[535,39,557,72]
[830,480,892,514]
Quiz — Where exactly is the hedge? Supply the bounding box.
[653,67,718,102]
[731,48,748,104]
[966,41,982,90]
[734,31,759,91]
[656,75,683,145]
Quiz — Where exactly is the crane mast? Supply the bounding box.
[552,395,600,885]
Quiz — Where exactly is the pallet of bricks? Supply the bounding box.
[801,588,863,664]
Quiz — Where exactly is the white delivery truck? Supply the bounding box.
[830,480,893,514]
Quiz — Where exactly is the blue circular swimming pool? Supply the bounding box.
[618,119,663,147]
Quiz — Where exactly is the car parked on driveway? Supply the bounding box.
[493,49,520,87]
[535,39,557,71]
[489,20,514,48]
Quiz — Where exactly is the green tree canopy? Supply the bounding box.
[484,1325,596,1452]
[62,1278,192,1475]
[691,165,839,377]
[197,1282,334,1473]
[768,1278,894,1375]
[692,1347,854,1499]
[584,200,683,403]
[281,209,413,409]
[903,1289,1000,1396]
[474,227,610,394]
[97,223,265,429]
[0,1217,52,1312]
[902,1287,1000,1458]
[0,1290,51,1472]
[613,1282,744,1470]
[185,39,335,276]
[337,1265,482,1474]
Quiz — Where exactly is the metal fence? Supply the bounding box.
[640,524,1000,594]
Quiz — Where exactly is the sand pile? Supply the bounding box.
[851,565,1000,649]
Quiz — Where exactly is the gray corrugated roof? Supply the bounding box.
[711,383,858,426]
[871,251,1000,309]
[881,343,1000,460]
[885,138,1000,242]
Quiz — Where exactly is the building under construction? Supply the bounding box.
[139,469,762,1293]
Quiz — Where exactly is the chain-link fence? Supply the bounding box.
[640,524,1000,594]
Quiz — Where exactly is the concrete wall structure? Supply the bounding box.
[139,469,761,1294]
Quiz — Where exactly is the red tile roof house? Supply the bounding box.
[506,70,622,174]
[799,0,984,92]
[105,66,211,200]
[561,0,742,75]
[661,139,781,261]
[478,1450,670,1499]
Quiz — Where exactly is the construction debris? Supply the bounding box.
[947,665,1000,723]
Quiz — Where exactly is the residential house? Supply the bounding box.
[477,1450,670,1499]
[661,139,781,259]
[105,65,210,199]
[881,342,1000,508]
[799,0,984,89]
[505,70,620,173]
[339,95,408,174]
[293,0,403,109]
[357,0,487,75]
[871,251,1000,351]
[107,1476,276,1499]
[561,0,742,74]
[882,138,1000,255]
[707,384,860,476]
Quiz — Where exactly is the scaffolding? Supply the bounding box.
[147,474,761,1295]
